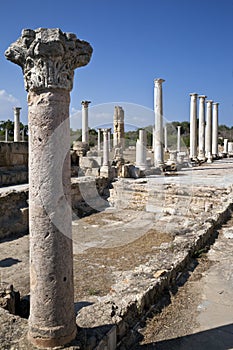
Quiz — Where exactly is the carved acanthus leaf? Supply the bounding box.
[5,28,93,92]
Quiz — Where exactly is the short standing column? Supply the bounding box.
[223,138,228,154]
[198,95,206,160]
[13,107,21,142]
[205,100,213,161]
[154,78,165,167]
[212,102,219,158]
[5,128,8,142]
[102,128,109,166]
[136,129,147,169]
[5,28,93,348]
[97,128,101,151]
[108,129,111,152]
[177,125,181,153]
[164,125,168,152]
[189,93,198,160]
[81,100,91,144]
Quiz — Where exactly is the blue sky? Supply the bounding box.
[0,0,232,129]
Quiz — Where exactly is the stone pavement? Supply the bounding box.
[134,215,233,350]
[1,158,233,349]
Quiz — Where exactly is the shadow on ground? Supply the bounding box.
[135,323,233,350]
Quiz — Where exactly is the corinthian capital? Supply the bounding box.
[5,28,93,92]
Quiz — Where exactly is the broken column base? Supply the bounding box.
[206,153,213,163]
[28,328,77,349]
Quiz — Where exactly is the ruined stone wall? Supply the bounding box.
[0,187,29,240]
[0,142,28,186]
[0,142,28,168]
[0,177,111,240]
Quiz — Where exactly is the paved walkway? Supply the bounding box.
[134,216,233,350]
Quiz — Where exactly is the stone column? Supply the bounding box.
[108,129,111,152]
[228,142,233,155]
[136,129,147,169]
[81,100,91,144]
[212,102,219,158]
[223,138,228,154]
[177,125,181,152]
[5,28,92,348]
[13,107,21,142]
[97,128,101,151]
[154,78,165,167]
[198,95,207,160]
[205,100,213,162]
[102,128,109,166]
[189,93,198,160]
[164,125,168,152]
[5,128,8,142]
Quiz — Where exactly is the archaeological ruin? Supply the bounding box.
[1,26,233,350]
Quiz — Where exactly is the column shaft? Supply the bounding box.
[198,95,206,160]
[108,130,111,152]
[102,129,109,166]
[212,103,219,157]
[81,101,91,143]
[5,128,8,142]
[14,107,21,142]
[223,138,228,154]
[164,125,168,152]
[177,125,181,153]
[28,90,76,346]
[97,129,101,151]
[205,100,213,158]
[136,129,147,168]
[154,78,165,166]
[189,93,198,159]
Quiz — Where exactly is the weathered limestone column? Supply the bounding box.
[5,28,92,348]
[108,129,111,152]
[198,95,207,160]
[102,128,109,166]
[13,107,21,142]
[212,102,219,158]
[223,138,228,154]
[113,106,125,149]
[177,125,181,152]
[164,124,168,152]
[154,78,165,167]
[97,128,101,151]
[205,100,213,162]
[81,100,91,144]
[5,128,8,142]
[136,129,147,169]
[189,93,198,160]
